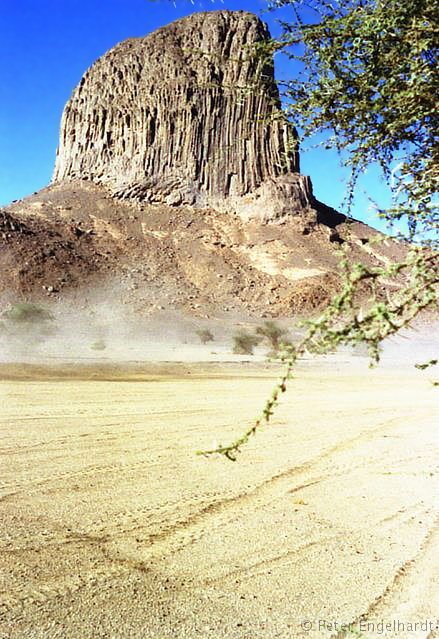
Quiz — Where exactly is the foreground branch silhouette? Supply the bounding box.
[198,0,438,460]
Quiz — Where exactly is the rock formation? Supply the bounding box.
[2,12,406,315]
[53,10,315,221]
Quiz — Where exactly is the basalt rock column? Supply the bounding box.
[53,11,313,221]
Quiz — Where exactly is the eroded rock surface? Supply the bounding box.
[53,11,314,221]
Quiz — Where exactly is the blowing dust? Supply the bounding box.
[0,288,437,371]
[0,291,292,365]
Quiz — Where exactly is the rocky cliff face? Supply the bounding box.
[53,10,314,221]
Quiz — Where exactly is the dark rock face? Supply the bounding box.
[53,11,314,221]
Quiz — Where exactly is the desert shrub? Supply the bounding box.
[196,328,214,344]
[2,302,54,324]
[90,339,106,351]
[267,340,294,360]
[1,302,56,342]
[256,321,290,356]
[232,331,261,355]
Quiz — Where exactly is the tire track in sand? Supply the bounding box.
[331,516,439,639]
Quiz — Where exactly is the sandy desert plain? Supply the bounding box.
[0,326,438,639]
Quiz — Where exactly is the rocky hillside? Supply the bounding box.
[0,11,406,318]
[1,180,405,318]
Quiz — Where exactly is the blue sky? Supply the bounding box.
[0,0,392,228]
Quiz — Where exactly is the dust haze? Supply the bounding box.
[1,284,437,369]
[0,286,292,365]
